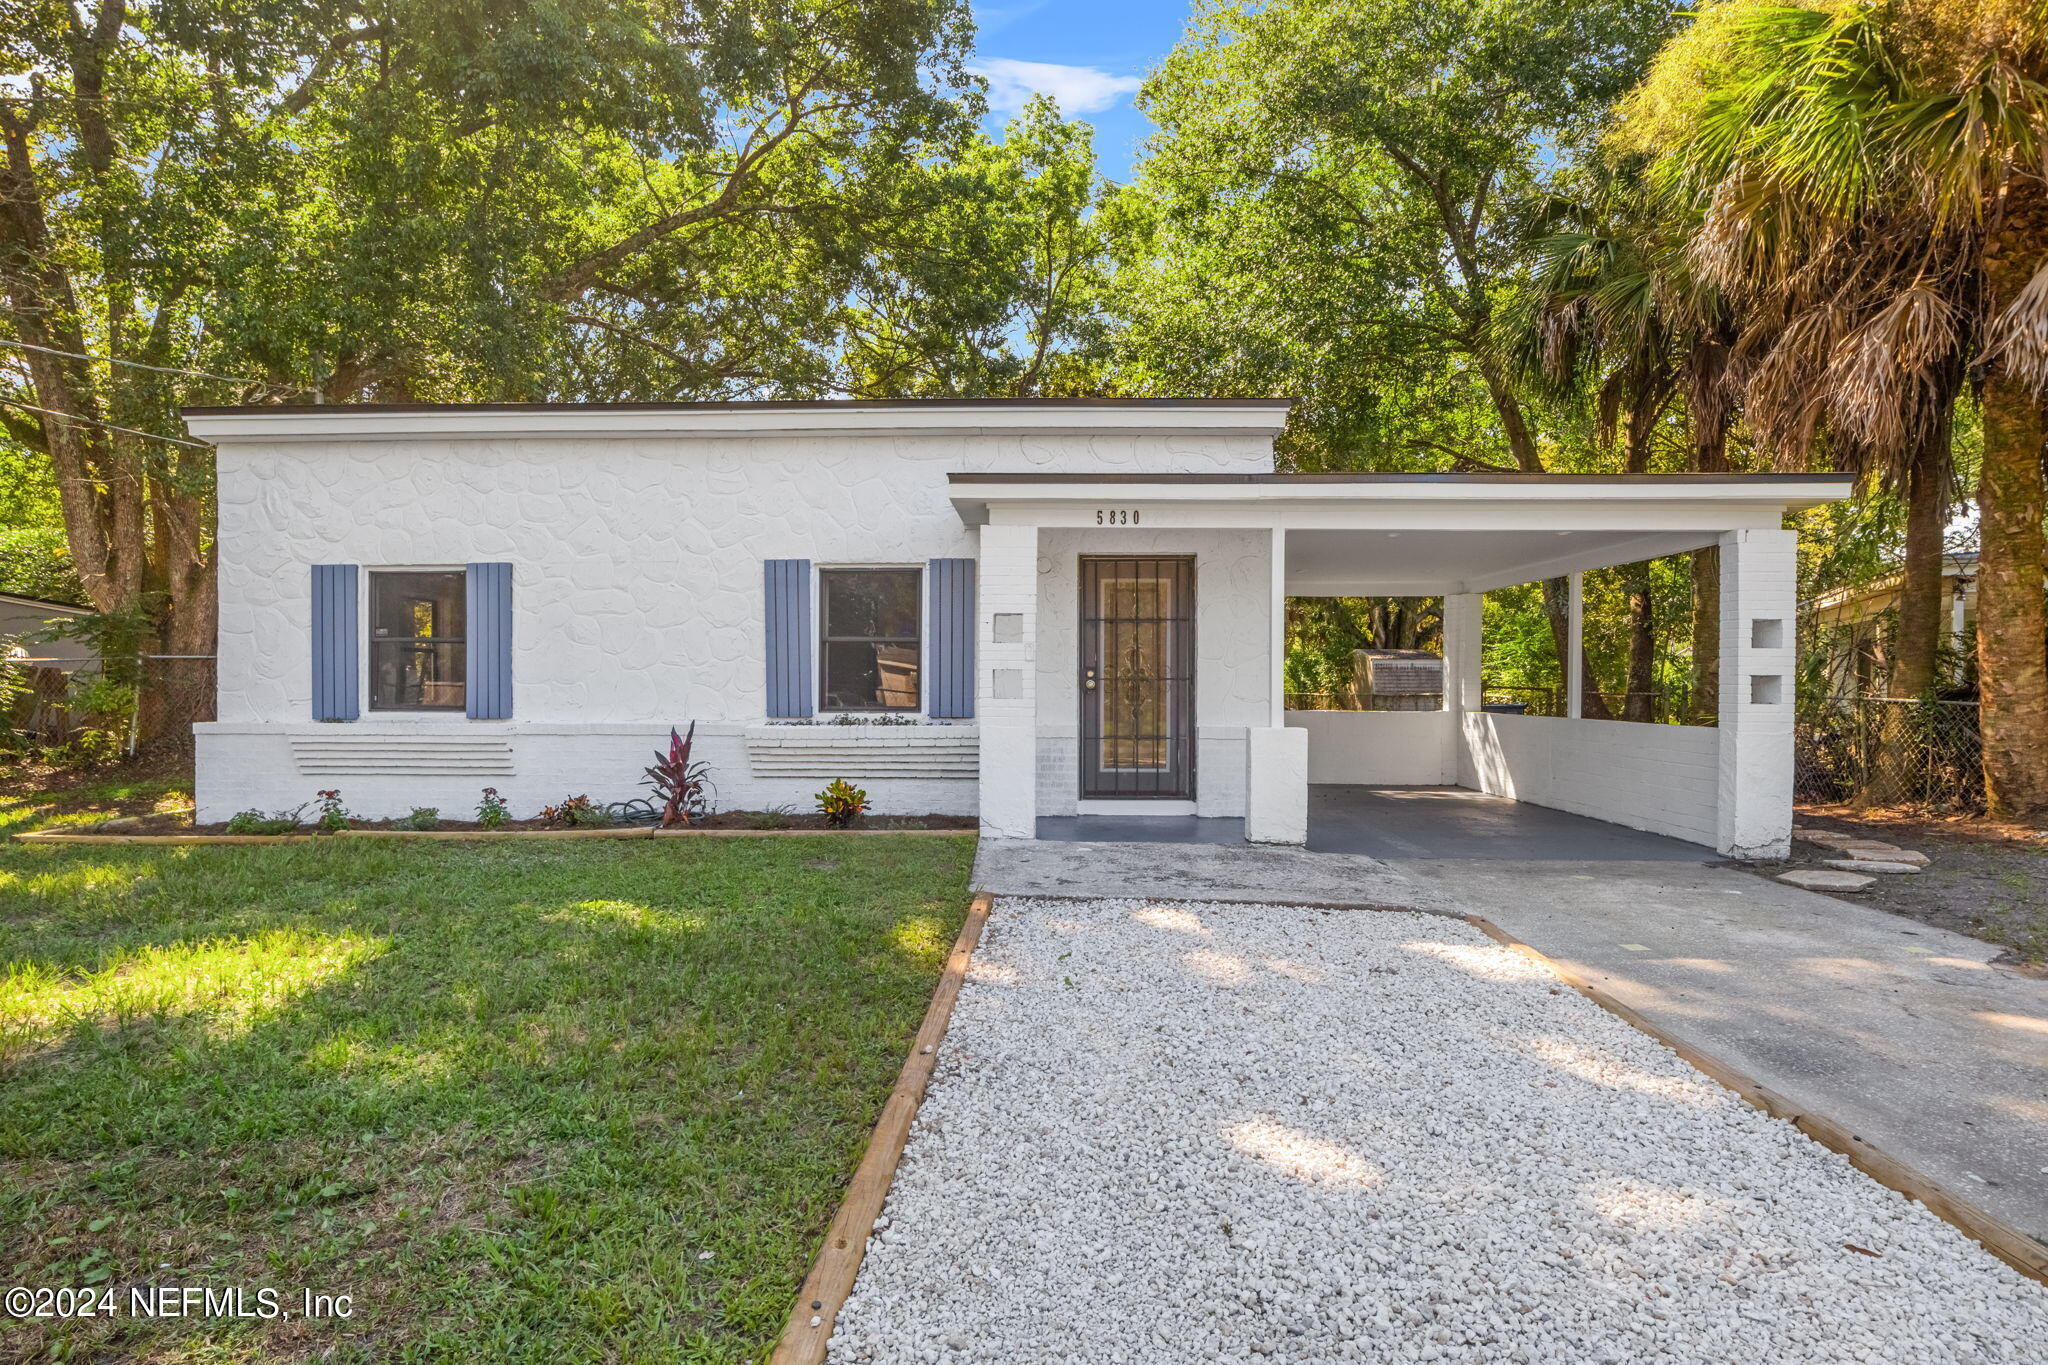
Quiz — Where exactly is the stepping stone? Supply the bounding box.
[1779,869,1876,892]
[1824,859,1922,875]
[1840,844,1929,866]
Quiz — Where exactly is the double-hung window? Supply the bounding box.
[369,570,466,711]
[820,568,921,711]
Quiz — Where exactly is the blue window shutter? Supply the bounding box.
[467,563,513,719]
[310,564,359,721]
[926,558,976,718]
[764,559,814,717]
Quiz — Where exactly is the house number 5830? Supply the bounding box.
[1095,508,1140,525]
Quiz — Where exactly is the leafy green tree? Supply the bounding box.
[1106,0,1673,471]
[0,0,982,736]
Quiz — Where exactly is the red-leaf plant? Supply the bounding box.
[644,723,713,828]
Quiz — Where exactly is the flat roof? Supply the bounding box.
[182,397,1296,443]
[183,397,1294,416]
[947,471,1855,485]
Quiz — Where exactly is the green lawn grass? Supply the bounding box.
[0,814,973,1362]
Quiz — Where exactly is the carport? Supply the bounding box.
[954,472,1852,859]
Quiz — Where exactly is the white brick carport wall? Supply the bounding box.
[192,416,1275,822]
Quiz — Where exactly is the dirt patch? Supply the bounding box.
[1737,806,2048,970]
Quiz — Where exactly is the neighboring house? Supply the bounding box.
[184,400,1849,858]
[1806,551,1978,699]
[0,591,96,670]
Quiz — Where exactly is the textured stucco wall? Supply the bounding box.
[201,428,1272,821]
[1031,528,1275,818]
[213,431,1270,726]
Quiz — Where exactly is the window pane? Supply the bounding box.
[370,571,465,710]
[372,641,467,710]
[824,570,919,639]
[823,641,920,710]
[372,571,465,641]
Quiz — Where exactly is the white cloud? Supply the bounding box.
[971,58,1142,116]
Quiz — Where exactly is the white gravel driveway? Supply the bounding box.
[829,897,2048,1364]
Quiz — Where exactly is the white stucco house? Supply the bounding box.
[185,399,1849,857]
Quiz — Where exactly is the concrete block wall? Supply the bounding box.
[1284,710,1456,786]
[1459,712,1721,849]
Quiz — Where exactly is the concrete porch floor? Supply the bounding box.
[980,784,2048,1248]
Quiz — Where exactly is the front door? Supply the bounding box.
[1079,556,1196,799]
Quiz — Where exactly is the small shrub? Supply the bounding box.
[477,787,509,829]
[642,722,713,828]
[223,805,306,835]
[56,728,124,768]
[313,789,351,833]
[392,807,440,831]
[747,806,795,830]
[814,778,870,828]
[540,794,613,828]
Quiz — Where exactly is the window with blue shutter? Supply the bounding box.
[764,559,814,717]
[467,562,513,719]
[926,558,975,718]
[310,564,360,721]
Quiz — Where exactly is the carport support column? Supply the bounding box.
[1716,529,1797,859]
[978,523,1039,839]
[1444,593,1482,785]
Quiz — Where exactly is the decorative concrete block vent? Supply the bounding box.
[742,725,978,780]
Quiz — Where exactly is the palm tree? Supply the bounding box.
[1621,0,2048,816]
[1509,192,1721,722]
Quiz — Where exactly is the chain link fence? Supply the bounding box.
[2,654,216,760]
[1794,697,1983,811]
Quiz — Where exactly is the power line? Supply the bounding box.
[0,337,263,385]
[0,397,211,449]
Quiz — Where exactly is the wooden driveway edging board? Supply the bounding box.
[11,827,975,845]
[768,891,994,1365]
[1464,914,2048,1287]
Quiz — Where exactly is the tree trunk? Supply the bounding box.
[1892,419,1951,701]
[1478,353,1606,714]
[1623,567,1656,722]
[1976,181,2048,820]
[1620,391,1661,723]
[1689,387,1730,725]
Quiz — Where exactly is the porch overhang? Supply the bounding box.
[948,472,1853,594]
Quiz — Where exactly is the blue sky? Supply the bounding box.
[969,1,1195,184]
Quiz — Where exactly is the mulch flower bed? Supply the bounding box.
[58,810,979,837]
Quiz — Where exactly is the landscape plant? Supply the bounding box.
[222,806,306,836]
[643,723,713,828]
[476,788,509,829]
[391,807,440,831]
[539,795,613,829]
[312,790,350,834]
[816,779,872,828]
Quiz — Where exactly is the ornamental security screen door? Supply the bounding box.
[1079,557,1196,799]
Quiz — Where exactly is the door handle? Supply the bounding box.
[1083,667,1097,692]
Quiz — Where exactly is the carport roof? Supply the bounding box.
[950,470,1853,595]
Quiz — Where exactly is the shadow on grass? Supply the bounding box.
[0,834,972,1364]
